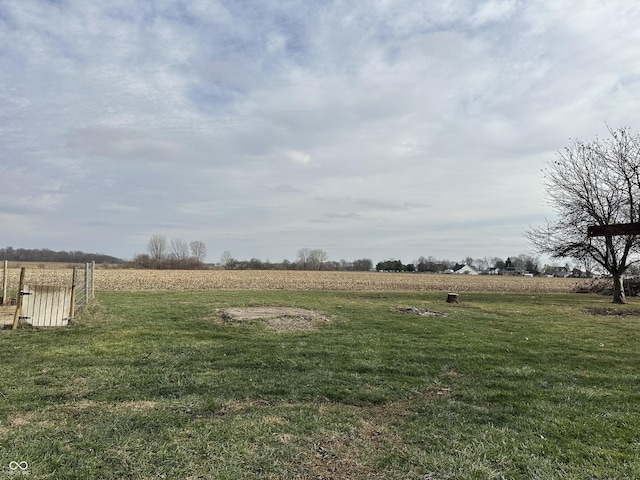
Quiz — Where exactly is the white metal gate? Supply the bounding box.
[20,285,72,327]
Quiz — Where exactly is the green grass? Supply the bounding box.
[1,290,640,479]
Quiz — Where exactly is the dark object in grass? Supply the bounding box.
[397,307,448,317]
[446,293,459,303]
[584,307,640,316]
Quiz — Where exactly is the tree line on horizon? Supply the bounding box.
[218,249,374,271]
[0,240,556,276]
[219,249,550,275]
[378,255,543,274]
[0,246,123,264]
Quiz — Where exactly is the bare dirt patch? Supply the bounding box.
[219,306,331,332]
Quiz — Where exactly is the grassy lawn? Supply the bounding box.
[1,290,639,479]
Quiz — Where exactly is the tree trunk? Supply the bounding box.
[612,274,626,304]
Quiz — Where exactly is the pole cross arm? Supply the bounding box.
[587,222,640,237]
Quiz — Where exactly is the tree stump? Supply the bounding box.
[446,293,459,304]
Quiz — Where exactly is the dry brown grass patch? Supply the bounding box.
[304,402,414,480]
[0,305,15,327]
[62,400,160,415]
[219,306,332,332]
[0,412,55,434]
[216,399,272,416]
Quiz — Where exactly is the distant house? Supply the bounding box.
[452,263,479,275]
[544,266,571,277]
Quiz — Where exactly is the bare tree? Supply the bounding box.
[488,257,505,270]
[352,258,373,271]
[169,238,190,262]
[190,241,207,262]
[147,234,167,263]
[220,250,236,269]
[309,249,328,270]
[475,258,489,271]
[526,126,640,303]
[296,248,312,269]
[515,254,540,274]
[297,248,328,270]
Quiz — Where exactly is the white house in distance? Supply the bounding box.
[451,263,479,275]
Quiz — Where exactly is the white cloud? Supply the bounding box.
[284,149,312,165]
[471,0,518,27]
[0,0,639,262]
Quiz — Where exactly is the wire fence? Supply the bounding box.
[1,261,95,327]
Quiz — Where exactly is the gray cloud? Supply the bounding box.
[65,126,192,163]
[0,0,638,262]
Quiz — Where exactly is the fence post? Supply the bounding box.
[2,260,6,306]
[91,261,95,300]
[85,262,89,303]
[70,267,78,319]
[11,267,25,330]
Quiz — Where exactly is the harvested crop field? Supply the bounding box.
[3,268,587,293]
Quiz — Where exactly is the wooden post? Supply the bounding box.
[2,260,7,306]
[11,267,25,330]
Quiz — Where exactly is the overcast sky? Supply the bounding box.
[1,0,639,264]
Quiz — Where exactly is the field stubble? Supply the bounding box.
[3,268,586,292]
[95,270,581,292]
